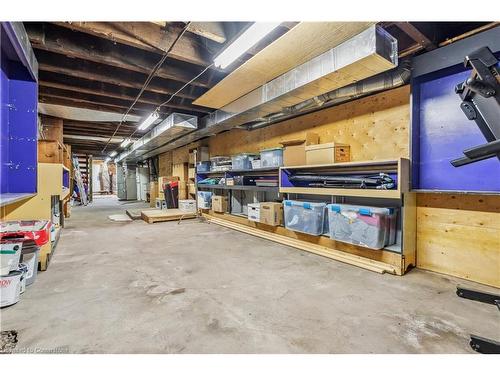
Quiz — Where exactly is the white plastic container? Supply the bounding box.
[0,270,23,307]
[260,148,283,168]
[248,203,261,222]
[21,243,39,286]
[0,240,23,276]
[327,204,397,250]
[251,159,261,169]
[179,199,196,213]
[283,200,326,236]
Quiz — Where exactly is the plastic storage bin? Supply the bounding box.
[197,191,213,209]
[20,240,39,286]
[232,153,258,170]
[260,148,283,168]
[210,156,232,171]
[283,200,326,236]
[327,204,397,250]
[0,239,22,276]
[0,270,23,308]
[196,161,211,173]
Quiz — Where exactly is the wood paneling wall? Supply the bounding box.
[417,194,500,287]
[209,85,410,160]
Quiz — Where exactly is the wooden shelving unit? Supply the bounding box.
[279,159,409,199]
[201,158,416,276]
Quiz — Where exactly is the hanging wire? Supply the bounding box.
[101,21,192,153]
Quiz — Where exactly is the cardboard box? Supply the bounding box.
[248,203,260,222]
[305,142,350,165]
[212,195,228,213]
[280,132,319,166]
[259,202,283,226]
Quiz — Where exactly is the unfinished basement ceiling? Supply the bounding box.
[27,21,497,156]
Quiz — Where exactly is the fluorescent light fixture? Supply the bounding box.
[120,138,131,148]
[104,157,111,163]
[109,151,117,157]
[214,22,281,69]
[137,111,160,131]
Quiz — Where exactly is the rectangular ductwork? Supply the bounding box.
[117,113,197,162]
[118,25,398,163]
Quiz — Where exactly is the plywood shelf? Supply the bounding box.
[197,184,279,193]
[279,187,401,199]
[279,158,409,199]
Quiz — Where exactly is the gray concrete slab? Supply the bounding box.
[1,195,499,354]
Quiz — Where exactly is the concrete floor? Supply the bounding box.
[1,195,499,354]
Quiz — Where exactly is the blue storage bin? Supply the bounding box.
[260,148,283,168]
[283,200,326,236]
[231,153,258,170]
[196,161,211,173]
[327,204,397,250]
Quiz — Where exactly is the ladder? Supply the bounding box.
[72,156,89,205]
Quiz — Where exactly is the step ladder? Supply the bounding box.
[72,156,89,205]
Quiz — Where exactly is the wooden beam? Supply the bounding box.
[39,96,147,116]
[38,80,211,113]
[39,86,210,116]
[26,23,217,88]
[38,72,200,102]
[395,22,436,51]
[52,21,213,66]
[35,51,210,97]
[188,22,227,43]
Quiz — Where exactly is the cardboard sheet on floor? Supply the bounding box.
[108,214,133,222]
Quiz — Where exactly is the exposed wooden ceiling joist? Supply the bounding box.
[39,87,209,117]
[38,83,211,114]
[38,71,201,102]
[52,21,213,66]
[26,23,219,89]
[187,22,227,43]
[394,22,436,51]
[36,51,209,98]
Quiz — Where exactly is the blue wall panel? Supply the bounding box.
[413,66,500,192]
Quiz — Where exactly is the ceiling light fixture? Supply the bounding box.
[105,157,111,163]
[214,22,281,69]
[137,111,160,131]
[109,151,117,157]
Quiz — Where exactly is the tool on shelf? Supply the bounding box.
[289,173,395,189]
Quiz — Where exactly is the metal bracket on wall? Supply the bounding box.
[456,286,500,354]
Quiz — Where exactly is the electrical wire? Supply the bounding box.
[101,21,192,153]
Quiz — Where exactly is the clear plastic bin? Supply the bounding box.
[210,156,232,171]
[283,200,326,236]
[327,204,397,250]
[260,148,283,168]
[197,191,213,209]
[232,153,258,170]
[196,161,211,173]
